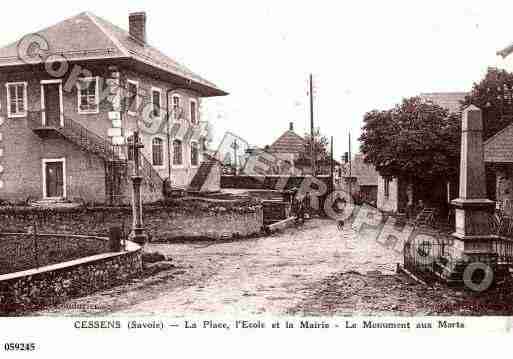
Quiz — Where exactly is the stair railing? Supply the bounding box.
[29,110,163,189]
[139,151,164,189]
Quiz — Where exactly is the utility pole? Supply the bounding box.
[231,139,239,175]
[330,136,334,195]
[309,73,315,176]
[348,131,352,201]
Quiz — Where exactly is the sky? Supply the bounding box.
[1,0,513,159]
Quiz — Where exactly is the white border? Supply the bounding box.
[76,76,100,115]
[42,157,66,199]
[5,81,28,118]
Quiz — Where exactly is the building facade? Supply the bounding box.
[0,11,227,204]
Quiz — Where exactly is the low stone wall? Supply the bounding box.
[0,199,264,241]
[0,233,110,275]
[148,209,263,240]
[221,175,332,190]
[0,241,142,315]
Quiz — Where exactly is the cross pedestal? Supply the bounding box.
[129,131,148,246]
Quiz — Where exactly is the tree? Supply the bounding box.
[359,97,461,183]
[300,129,330,162]
[462,67,513,140]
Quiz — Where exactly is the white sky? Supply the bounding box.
[1,0,513,159]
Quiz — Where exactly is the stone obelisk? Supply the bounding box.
[451,105,495,261]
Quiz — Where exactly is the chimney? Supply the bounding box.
[289,122,294,131]
[129,12,147,43]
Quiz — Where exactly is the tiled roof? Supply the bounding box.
[484,123,513,163]
[0,12,226,96]
[419,92,467,113]
[269,130,305,154]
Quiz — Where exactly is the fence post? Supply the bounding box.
[33,220,39,269]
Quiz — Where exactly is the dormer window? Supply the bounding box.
[77,77,99,114]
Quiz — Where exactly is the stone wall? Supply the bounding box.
[0,233,110,275]
[0,242,142,314]
[0,200,263,241]
[221,175,332,191]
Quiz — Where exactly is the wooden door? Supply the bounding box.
[45,161,64,198]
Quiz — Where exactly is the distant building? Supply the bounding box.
[376,92,467,213]
[484,123,513,215]
[419,92,468,113]
[268,122,306,175]
[341,154,378,205]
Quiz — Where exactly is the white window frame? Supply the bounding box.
[127,79,140,116]
[6,81,28,118]
[189,98,198,125]
[41,79,64,126]
[76,76,100,114]
[171,94,182,122]
[42,157,66,199]
[151,136,165,168]
[151,87,163,119]
[172,138,184,168]
[190,141,200,168]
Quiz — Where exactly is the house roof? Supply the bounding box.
[484,122,513,163]
[342,154,378,186]
[419,92,467,113]
[269,129,306,154]
[0,12,227,97]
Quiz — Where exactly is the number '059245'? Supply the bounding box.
[4,343,36,351]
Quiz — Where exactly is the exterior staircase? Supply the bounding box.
[187,155,219,193]
[28,111,164,203]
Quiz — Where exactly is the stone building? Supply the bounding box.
[484,123,513,215]
[268,122,306,175]
[341,153,378,205]
[0,11,227,204]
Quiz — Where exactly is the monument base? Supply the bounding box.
[442,198,499,287]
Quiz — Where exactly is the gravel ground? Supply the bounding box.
[35,218,513,316]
